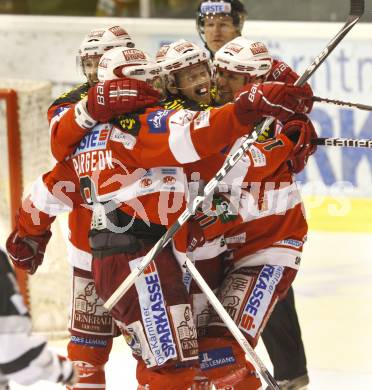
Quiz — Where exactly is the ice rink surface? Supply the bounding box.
[7,230,372,389]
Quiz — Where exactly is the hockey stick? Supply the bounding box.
[312,137,372,147]
[255,0,365,135]
[104,0,365,311]
[313,96,372,111]
[103,0,364,387]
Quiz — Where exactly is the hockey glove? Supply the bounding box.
[6,229,52,275]
[86,77,160,122]
[269,60,314,113]
[281,115,318,173]
[234,82,313,125]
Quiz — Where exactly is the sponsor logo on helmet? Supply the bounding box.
[200,2,232,15]
[156,45,170,61]
[87,29,105,39]
[164,61,183,71]
[123,49,147,62]
[250,42,268,56]
[99,57,110,68]
[224,43,244,54]
[109,26,129,37]
[258,63,271,70]
[234,64,257,72]
[185,53,206,62]
[174,42,195,53]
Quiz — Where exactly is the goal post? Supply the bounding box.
[0,79,71,337]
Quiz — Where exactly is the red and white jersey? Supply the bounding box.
[69,105,255,228]
[192,134,307,270]
[18,161,93,271]
[19,103,256,265]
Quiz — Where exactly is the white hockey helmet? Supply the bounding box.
[214,36,272,79]
[79,25,135,61]
[156,39,210,76]
[97,47,163,87]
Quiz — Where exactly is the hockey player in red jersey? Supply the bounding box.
[6,25,162,390]
[214,36,313,390]
[182,37,317,389]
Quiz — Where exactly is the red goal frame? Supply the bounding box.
[0,88,29,306]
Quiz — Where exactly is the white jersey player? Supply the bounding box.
[0,249,77,389]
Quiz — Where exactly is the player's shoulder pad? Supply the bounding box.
[49,82,90,109]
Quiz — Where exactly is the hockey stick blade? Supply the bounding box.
[312,137,372,148]
[313,96,372,111]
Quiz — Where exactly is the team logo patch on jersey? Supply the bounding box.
[74,124,110,155]
[110,127,137,150]
[147,110,172,133]
[199,347,236,371]
[114,114,141,136]
[53,106,70,117]
[249,145,266,167]
[239,265,284,338]
[194,110,210,130]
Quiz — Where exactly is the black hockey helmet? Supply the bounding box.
[196,0,247,45]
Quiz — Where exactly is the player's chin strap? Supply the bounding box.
[103,1,364,389]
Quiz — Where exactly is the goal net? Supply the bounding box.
[0,79,71,337]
